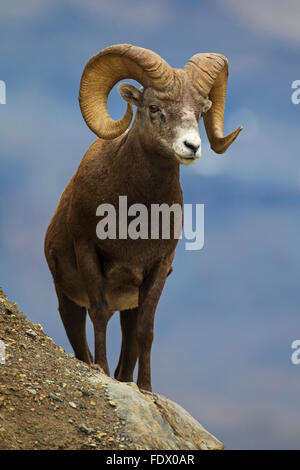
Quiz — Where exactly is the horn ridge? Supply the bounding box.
[184,52,242,153]
[79,44,174,140]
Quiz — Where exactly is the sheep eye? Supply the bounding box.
[149,105,159,113]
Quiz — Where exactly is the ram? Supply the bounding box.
[44,44,242,391]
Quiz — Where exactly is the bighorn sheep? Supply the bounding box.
[44,44,242,391]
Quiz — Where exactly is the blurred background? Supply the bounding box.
[0,0,299,449]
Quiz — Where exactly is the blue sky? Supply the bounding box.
[0,0,300,449]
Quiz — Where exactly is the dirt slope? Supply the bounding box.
[0,287,224,450]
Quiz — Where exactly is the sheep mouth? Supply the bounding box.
[175,154,199,165]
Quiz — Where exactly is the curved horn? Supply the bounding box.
[184,53,242,154]
[79,44,174,140]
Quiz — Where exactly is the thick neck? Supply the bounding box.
[119,122,180,193]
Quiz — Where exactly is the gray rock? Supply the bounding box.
[78,424,93,435]
[25,329,37,339]
[48,392,63,402]
[88,373,224,450]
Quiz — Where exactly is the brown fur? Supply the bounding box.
[45,83,210,391]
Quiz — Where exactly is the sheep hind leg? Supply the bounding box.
[74,241,113,376]
[55,284,93,364]
[114,308,138,382]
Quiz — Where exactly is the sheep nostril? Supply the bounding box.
[184,141,200,154]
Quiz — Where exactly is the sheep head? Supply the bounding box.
[79,44,242,160]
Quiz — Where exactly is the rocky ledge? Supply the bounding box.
[0,287,224,450]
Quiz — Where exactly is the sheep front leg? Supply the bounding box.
[88,301,112,375]
[75,241,112,375]
[114,308,139,382]
[137,260,170,392]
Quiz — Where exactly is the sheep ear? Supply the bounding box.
[202,98,212,114]
[118,83,142,107]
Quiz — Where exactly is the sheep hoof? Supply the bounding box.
[90,364,106,374]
